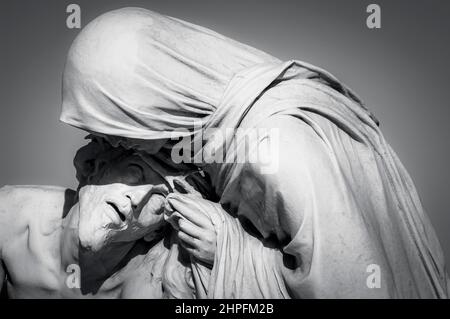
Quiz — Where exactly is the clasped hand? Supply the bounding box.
[164,179,218,267]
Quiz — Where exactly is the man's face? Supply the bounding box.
[77,153,170,252]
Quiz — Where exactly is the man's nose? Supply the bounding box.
[123,186,153,210]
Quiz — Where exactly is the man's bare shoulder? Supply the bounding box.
[0,185,75,209]
[0,185,77,241]
[1,184,70,195]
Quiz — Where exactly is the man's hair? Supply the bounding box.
[73,135,218,201]
[73,135,132,189]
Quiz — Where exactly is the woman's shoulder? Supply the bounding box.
[248,114,334,175]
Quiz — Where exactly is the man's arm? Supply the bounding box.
[0,260,4,296]
[0,186,15,250]
[0,186,11,297]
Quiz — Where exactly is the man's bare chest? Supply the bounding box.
[2,232,165,298]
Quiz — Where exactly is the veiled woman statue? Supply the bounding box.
[59,7,449,298]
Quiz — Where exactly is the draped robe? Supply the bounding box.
[60,7,449,298]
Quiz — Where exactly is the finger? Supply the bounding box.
[164,211,183,231]
[178,240,211,266]
[167,195,211,228]
[178,218,202,239]
[163,202,175,218]
[165,215,179,231]
[168,193,217,227]
[185,174,213,199]
[178,241,199,260]
[173,178,202,197]
[177,230,198,247]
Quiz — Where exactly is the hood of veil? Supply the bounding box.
[60,7,281,139]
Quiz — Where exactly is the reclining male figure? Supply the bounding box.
[0,139,214,298]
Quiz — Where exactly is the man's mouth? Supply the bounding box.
[106,201,127,225]
[104,185,169,226]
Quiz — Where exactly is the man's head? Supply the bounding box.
[74,137,172,252]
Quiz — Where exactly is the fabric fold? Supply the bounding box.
[60,7,449,298]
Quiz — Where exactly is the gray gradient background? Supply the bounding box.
[1,0,449,266]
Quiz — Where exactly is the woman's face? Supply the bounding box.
[98,134,168,154]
